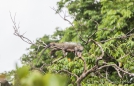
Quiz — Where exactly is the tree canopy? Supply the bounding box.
[6,0,134,86]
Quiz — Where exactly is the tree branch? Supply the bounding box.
[10,12,34,45]
[98,64,134,77]
[52,56,64,64]
[10,12,48,68]
[100,28,134,43]
[79,57,87,72]
[58,69,78,79]
[91,39,104,65]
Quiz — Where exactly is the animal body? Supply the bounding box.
[46,42,83,58]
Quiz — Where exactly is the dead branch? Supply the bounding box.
[10,12,34,45]
[10,12,47,46]
[10,12,49,69]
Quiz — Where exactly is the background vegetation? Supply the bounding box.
[1,0,134,86]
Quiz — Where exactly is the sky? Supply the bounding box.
[0,0,70,73]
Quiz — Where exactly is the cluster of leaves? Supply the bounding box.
[7,0,134,86]
[55,0,134,85]
[13,66,67,86]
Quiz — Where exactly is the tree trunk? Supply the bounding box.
[76,79,81,86]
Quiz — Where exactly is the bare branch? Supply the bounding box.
[10,12,48,67]
[10,12,34,45]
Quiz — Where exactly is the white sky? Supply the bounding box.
[0,0,70,73]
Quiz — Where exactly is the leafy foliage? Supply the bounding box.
[13,66,67,86]
[7,0,134,86]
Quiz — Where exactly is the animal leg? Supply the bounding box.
[50,49,57,58]
[62,49,67,57]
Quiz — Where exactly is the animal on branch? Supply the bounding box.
[45,42,83,58]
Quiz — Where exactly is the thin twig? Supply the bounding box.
[126,28,134,35]
[98,64,134,77]
[58,69,78,78]
[79,57,87,72]
[91,39,104,65]
[52,56,64,63]
[10,12,34,45]
[99,72,114,83]
[100,30,133,43]
[113,67,122,78]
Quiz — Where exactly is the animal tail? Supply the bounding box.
[36,44,50,65]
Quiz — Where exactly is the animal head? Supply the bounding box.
[49,42,56,46]
[75,45,83,57]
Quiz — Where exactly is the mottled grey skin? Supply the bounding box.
[47,42,83,58]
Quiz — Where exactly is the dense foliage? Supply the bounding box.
[5,0,134,86]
